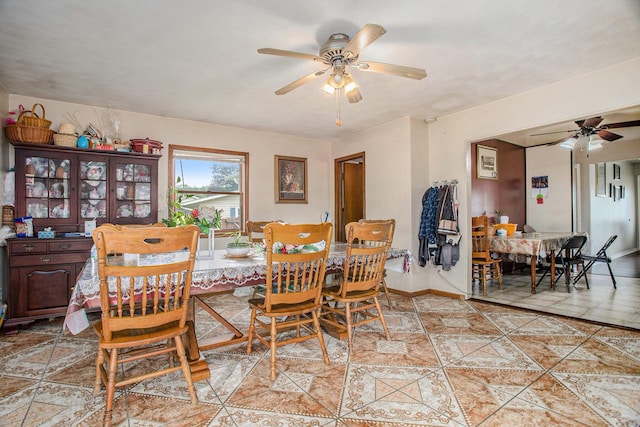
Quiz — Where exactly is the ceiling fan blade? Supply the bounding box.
[530,129,576,136]
[601,119,640,129]
[342,24,386,59]
[597,129,623,142]
[580,117,604,128]
[357,61,427,80]
[257,48,322,63]
[274,69,328,95]
[540,136,574,146]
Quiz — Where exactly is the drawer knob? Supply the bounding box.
[40,257,52,263]
[58,243,71,250]
[23,244,35,252]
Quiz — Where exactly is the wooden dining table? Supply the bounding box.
[64,243,410,380]
[490,232,575,293]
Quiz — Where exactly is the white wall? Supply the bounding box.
[427,57,640,297]
[4,57,640,297]
[7,96,333,247]
[589,160,638,255]
[574,136,640,255]
[333,116,431,293]
[525,145,572,232]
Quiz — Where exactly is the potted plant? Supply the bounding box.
[495,209,509,224]
[162,179,222,233]
[226,230,251,257]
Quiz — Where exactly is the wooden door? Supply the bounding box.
[334,153,365,242]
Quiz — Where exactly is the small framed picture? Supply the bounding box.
[477,145,498,180]
[613,163,621,180]
[596,162,607,197]
[275,155,307,203]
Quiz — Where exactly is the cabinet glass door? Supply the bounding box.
[80,160,108,220]
[25,155,71,219]
[115,162,152,220]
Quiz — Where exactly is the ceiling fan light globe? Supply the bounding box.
[323,83,335,95]
[346,87,363,103]
[328,72,345,89]
[344,75,358,93]
[559,136,577,149]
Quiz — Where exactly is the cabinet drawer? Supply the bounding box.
[11,252,89,267]
[48,239,93,252]
[8,240,48,255]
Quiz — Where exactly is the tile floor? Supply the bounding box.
[473,264,640,330]
[2,289,640,426]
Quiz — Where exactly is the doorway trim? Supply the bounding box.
[334,152,366,242]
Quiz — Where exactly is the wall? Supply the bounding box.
[471,139,526,228]
[7,96,333,247]
[573,136,640,255]
[333,116,430,293]
[427,57,640,297]
[3,58,640,298]
[588,159,638,254]
[524,145,572,232]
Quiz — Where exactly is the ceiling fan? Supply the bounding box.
[258,23,427,126]
[533,116,640,150]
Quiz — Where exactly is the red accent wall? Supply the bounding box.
[471,140,526,228]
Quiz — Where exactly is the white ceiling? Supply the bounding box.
[1,0,640,142]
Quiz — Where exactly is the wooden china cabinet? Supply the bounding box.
[3,142,160,331]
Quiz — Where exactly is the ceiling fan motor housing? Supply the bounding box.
[319,33,352,64]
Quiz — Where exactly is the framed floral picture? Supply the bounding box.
[275,155,307,203]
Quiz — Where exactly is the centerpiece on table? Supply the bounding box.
[225,230,251,257]
[162,186,222,258]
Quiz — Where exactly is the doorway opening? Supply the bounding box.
[334,152,365,242]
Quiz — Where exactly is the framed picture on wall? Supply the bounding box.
[477,145,498,180]
[274,155,307,203]
[613,163,621,180]
[596,162,607,197]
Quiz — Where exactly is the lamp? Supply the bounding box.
[344,74,362,103]
[323,69,362,126]
[559,136,578,150]
[587,134,603,150]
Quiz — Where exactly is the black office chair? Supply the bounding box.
[536,235,588,292]
[572,235,617,289]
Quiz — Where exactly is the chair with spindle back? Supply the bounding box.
[92,223,200,426]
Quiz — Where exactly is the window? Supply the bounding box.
[169,145,248,234]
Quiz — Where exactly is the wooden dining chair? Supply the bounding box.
[246,220,282,244]
[247,220,283,298]
[357,218,396,308]
[471,215,503,295]
[246,222,332,380]
[321,220,394,352]
[92,223,200,426]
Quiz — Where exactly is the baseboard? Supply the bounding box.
[612,247,639,259]
[388,287,465,300]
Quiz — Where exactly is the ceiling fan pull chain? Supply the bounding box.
[335,88,342,127]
